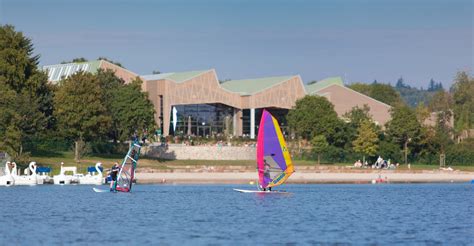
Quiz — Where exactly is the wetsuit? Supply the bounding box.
[111,165,119,181]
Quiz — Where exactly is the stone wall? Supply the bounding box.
[142,144,256,160]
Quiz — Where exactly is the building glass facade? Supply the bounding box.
[169,103,234,136]
[242,108,289,137]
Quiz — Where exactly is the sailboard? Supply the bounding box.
[235,110,294,193]
[233,188,289,194]
[113,142,141,192]
[93,187,109,193]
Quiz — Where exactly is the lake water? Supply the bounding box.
[0,184,472,245]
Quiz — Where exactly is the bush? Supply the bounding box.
[377,140,403,164]
[446,139,474,166]
[89,142,129,155]
[24,136,73,156]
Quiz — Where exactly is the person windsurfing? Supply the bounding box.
[109,162,120,191]
[261,159,272,191]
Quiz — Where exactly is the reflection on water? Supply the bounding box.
[0,184,472,245]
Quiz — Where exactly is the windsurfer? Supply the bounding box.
[109,162,120,191]
[262,159,272,191]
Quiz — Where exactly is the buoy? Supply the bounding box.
[249,181,254,185]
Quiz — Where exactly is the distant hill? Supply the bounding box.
[348,78,444,108]
[394,78,443,107]
[395,86,434,107]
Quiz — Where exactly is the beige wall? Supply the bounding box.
[247,76,307,109]
[143,145,256,160]
[143,71,392,135]
[144,70,243,136]
[316,84,392,126]
[99,60,138,84]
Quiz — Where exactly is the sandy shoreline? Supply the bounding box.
[135,171,474,184]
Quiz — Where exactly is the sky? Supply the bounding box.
[1,0,472,88]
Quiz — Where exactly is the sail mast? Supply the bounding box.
[114,142,141,192]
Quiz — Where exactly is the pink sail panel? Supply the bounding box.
[257,110,294,189]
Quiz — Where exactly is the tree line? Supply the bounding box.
[1,24,472,166]
[0,25,155,163]
[287,73,474,166]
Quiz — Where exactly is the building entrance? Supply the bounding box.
[169,103,234,136]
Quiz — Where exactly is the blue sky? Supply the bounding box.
[1,0,472,87]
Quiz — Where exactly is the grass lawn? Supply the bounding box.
[30,151,474,174]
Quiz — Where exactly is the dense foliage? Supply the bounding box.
[0,25,156,162]
[352,120,378,163]
[288,75,474,166]
[349,82,404,106]
[287,95,346,147]
[0,25,53,162]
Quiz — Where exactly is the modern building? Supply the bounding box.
[42,59,137,84]
[43,60,392,138]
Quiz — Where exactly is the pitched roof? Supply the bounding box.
[42,60,102,83]
[141,70,210,83]
[220,75,295,96]
[305,76,344,94]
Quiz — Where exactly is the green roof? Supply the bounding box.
[305,76,343,94]
[42,60,102,82]
[141,70,209,83]
[220,75,295,95]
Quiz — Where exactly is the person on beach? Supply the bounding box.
[109,162,120,191]
[354,160,362,168]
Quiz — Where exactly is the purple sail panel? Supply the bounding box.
[262,111,287,172]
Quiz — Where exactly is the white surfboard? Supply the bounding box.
[93,187,109,193]
[233,188,289,194]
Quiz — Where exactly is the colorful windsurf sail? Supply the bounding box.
[257,110,294,189]
[114,142,141,192]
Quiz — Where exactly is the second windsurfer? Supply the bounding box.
[109,162,120,191]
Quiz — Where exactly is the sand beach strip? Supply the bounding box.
[136,170,474,184]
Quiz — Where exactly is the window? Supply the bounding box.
[169,103,234,137]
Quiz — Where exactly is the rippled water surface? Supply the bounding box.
[1,184,472,245]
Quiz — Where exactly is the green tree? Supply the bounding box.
[349,82,403,106]
[0,25,53,161]
[311,135,328,165]
[287,95,343,144]
[98,57,123,67]
[415,102,431,124]
[396,77,407,88]
[349,83,372,95]
[342,105,375,149]
[343,104,372,129]
[96,68,124,97]
[54,72,112,161]
[429,90,453,128]
[95,69,124,140]
[61,57,88,64]
[370,83,403,106]
[352,120,378,163]
[428,91,454,155]
[385,105,422,164]
[450,71,474,140]
[109,78,156,141]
